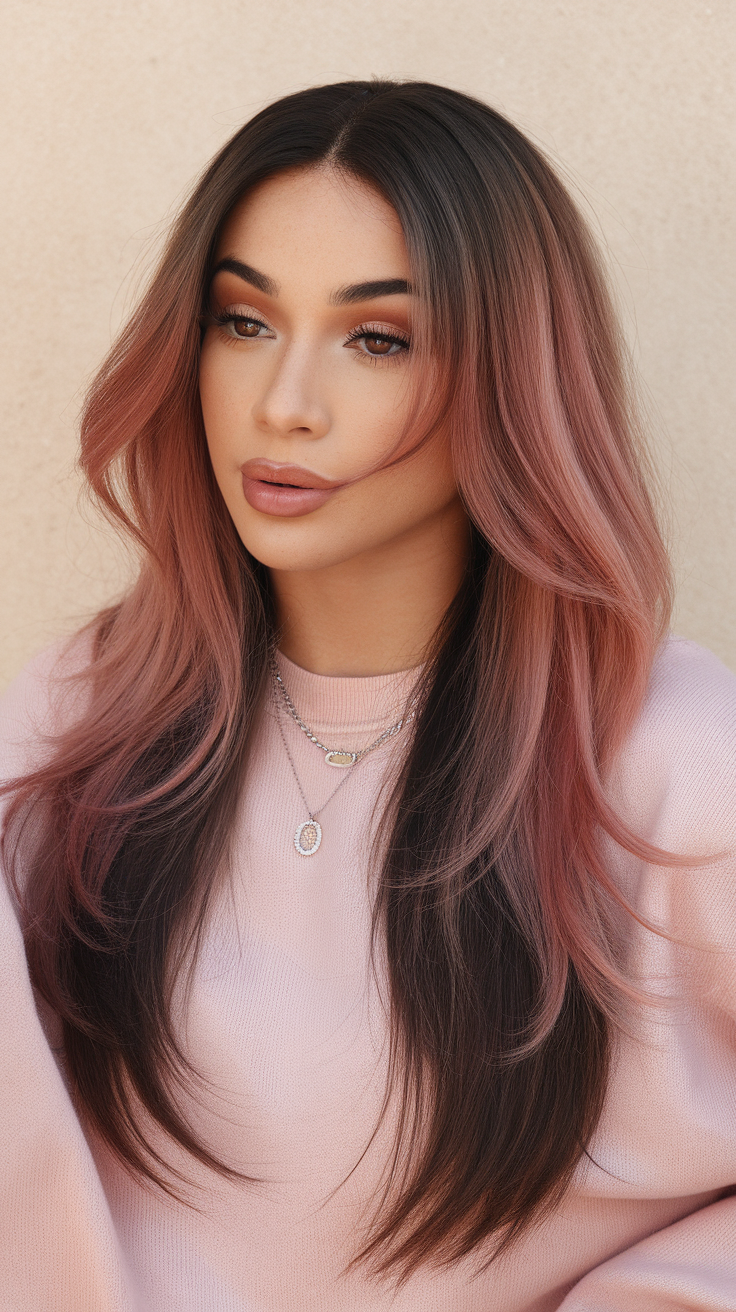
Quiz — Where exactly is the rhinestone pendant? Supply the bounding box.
[294,818,322,856]
[324,751,357,768]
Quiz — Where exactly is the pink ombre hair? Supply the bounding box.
[3,81,673,1279]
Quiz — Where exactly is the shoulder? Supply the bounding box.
[642,635,736,749]
[0,630,95,787]
[609,636,736,851]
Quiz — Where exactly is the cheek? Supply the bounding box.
[198,356,247,529]
[319,436,459,558]
[199,345,242,454]
[366,441,457,525]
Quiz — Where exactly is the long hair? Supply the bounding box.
[2,81,672,1278]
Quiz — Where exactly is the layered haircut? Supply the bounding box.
[3,81,673,1279]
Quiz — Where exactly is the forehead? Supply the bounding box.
[214,166,410,289]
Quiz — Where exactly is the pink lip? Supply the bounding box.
[240,460,345,518]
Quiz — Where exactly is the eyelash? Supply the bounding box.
[210,310,410,361]
[344,322,411,359]
[210,310,273,339]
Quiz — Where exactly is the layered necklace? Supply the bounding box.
[270,656,417,856]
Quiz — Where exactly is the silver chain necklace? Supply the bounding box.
[274,705,355,855]
[270,657,418,856]
[270,656,416,768]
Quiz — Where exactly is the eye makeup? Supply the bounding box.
[206,303,411,361]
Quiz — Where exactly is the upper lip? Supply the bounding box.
[240,459,345,490]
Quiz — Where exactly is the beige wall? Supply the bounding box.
[1,0,734,688]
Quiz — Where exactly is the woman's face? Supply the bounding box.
[199,165,465,575]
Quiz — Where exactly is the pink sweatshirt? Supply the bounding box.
[0,635,735,1311]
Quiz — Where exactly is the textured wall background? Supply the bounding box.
[1,0,734,688]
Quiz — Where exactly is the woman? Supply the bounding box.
[0,79,734,1311]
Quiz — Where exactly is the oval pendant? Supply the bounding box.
[324,751,357,768]
[294,819,322,856]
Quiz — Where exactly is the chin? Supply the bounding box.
[239,529,368,574]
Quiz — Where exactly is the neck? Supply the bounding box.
[269,499,470,676]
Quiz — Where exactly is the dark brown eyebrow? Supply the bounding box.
[211,258,278,297]
[210,261,411,307]
[331,278,412,306]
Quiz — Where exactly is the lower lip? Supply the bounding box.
[242,475,340,517]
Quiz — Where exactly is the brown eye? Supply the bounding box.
[345,324,410,358]
[232,318,262,338]
[363,335,396,355]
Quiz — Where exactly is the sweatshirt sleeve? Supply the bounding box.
[558,1195,736,1309]
[561,637,736,1311]
[0,639,135,1311]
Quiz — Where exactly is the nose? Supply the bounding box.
[251,341,330,441]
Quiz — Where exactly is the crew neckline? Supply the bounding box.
[273,650,422,736]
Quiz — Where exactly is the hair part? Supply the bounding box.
[3,80,673,1281]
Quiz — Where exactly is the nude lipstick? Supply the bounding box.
[240,459,346,517]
